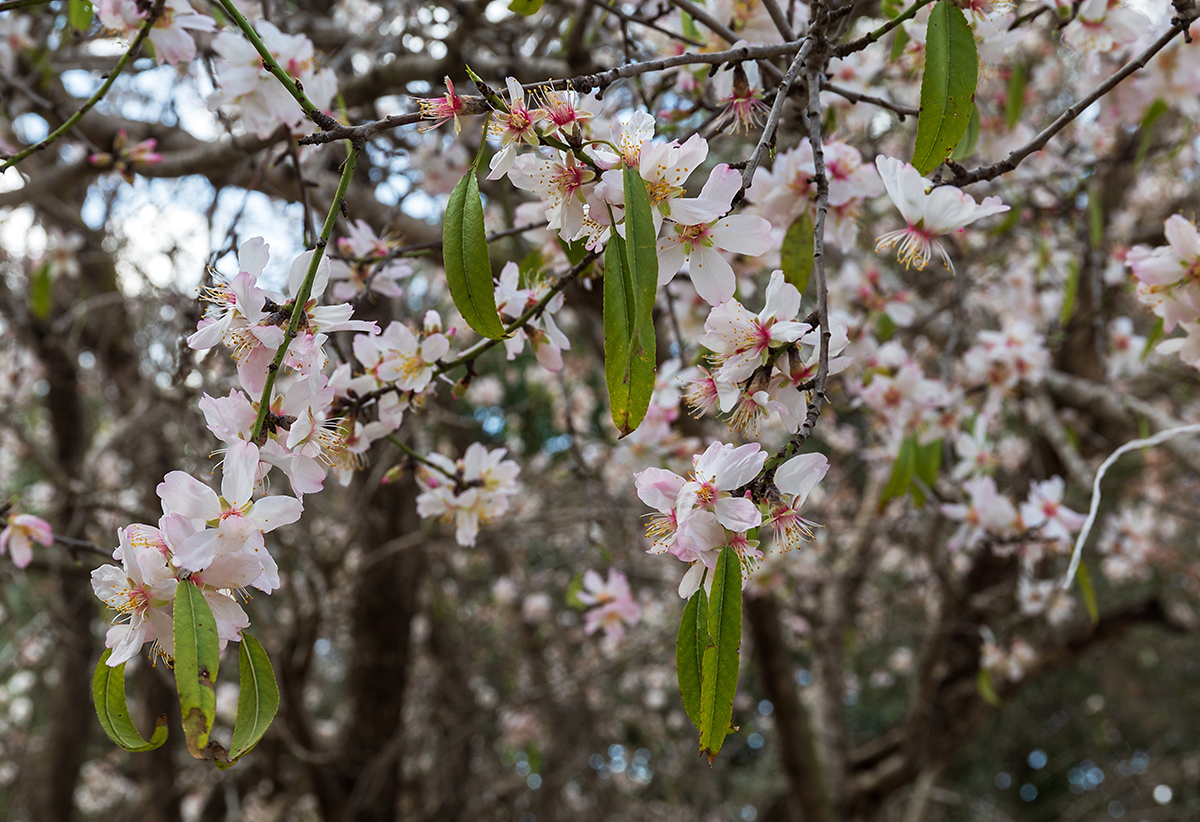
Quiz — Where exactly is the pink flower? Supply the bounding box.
[698,270,811,383]
[578,569,641,640]
[0,514,53,568]
[874,156,1009,271]
[1020,477,1085,546]
[487,77,546,180]
[676,442,767,532]
[419,76,467,134]
[657,164,774,306]
[769,452,829,550]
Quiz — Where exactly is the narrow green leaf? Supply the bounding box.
[444,172,506,339]
[911,438,943,507]
[676,588,709,730]
[174,580,220,760]
[879,435,917,510]
[1004,62,1027,131]
[1087,188,1104,250]
[622,167,659,337]
[1142,316,1164,359]
[1134,98,1169,168]
[226,633,280,761]
[699,546,742,762]
[976,668,1003,707]
[891,26,911,61]
[68,0,94,30]
[29,261,52,319]
[780,214,815,295]
[93,650,169,752]
[603,236,655,436]
[1060,260,1080,326]
[1075,562,1100,626]
[508,0,545,13]
[949,102,980,161]
[912,1,978,175]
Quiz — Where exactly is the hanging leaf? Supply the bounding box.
[879,435,917,510]
[1060,260,1080,326]
[949,103,980,162]
[676,588,709,730]
[68,0,94,30]
[226,633,280,762]
[1075,562,1100,626]
[1133,98,1169,168]
[93,650,169,752]
[444,171,507,340]
[29,261,52,319]
[508,0,544,14]
[911,438,943,506]
[780,214,815,295]
[976,668,1003,707]
[603,234,656,437]
[911,1,978,175]
[699,546,742,762]
[174,581,220,760]
[1005,61,1027,131]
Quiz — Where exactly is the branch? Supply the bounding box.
[665,0,786,81]
[249,146,359,443]
[822,81,919,119]
[947,16,1196,186]
[833,0,937,57]
[0,0,166,173]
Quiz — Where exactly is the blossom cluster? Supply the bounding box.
[1128,215,1200,369]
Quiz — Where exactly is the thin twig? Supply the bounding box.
[948,16,1196,186]
[760,0,797,41]
[249,146,359,442]
[740,34,816,191]
[833,0,937,57]
[0,0,166,172]
[664,0,786,81]
[823,81,919,119]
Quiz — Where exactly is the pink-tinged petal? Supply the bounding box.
[875,155,928,224]
[173,528,220,572]
[674,510,725,558]
[158,471,221,521]
[689,245,736,306]
[678,562,705,598]
[249,496,304,533]
[289,250,330,300]
[105,622,148,666]
[657,237,688,286]
[229,271,266,321]
[710,215,774,256]
[221,440,259,506]
[532,338,563,371]
[204,591,250,642]
[251,543,281,593]
[13,514,54,547]
[187,318,226,351]
[668,197,726,226]
[635,467,685,512]
[420,333,451,362]
[91,565,129,609]
[698,163,742,212]
[1165,214,1200,259]
[238,237,270,278]
[762,270,802,322]
[922,186,979,234]
[775,452,829,507]
[197,550,261,589]
[713,496,763,531]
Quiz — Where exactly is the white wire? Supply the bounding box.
[1063,422,1200,589]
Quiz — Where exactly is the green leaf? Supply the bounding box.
[911,1,978,176]
[1075,562,1100,626]
[976,668,1003,707]
[1134,98,1169,168]
[1060,260,1080,326]
[444,172,507,340]
[676,588,709,731]
[603,235,656,437]
[1087,187,1104,250]
[699,546,742,762]
[891,25,911,61]
[949,102,980,161]
[68,0,93,30]
[780,214,814,295]
[879,435,917,510]
[226,633,280,762]
[1005,62,1027,131]
[1142,316,1164,359]
[911,438,943,506]
[174,580,220,760]
[508,0,544,14]
[622,168,659,337]
[93,650,169,752]
[29,261,52,319]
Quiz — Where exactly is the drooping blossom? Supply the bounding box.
[578,569,641,639]
[874,156,1009,271]
[415,444,520,547]
[698,270,811,384]
[768,452,829,550]
[0,513,53,569]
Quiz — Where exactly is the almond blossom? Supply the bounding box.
[698,270,811,384]
[0,513,53,569]
[494,262,571,371]
[657,163,774,306]
[768,452,829,550]
[415,444,520,547]
[487,78,546,180]
[91,525,178,665]
[578,569,641,640]
[873,156,1009,271]
[95,0,215,66]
